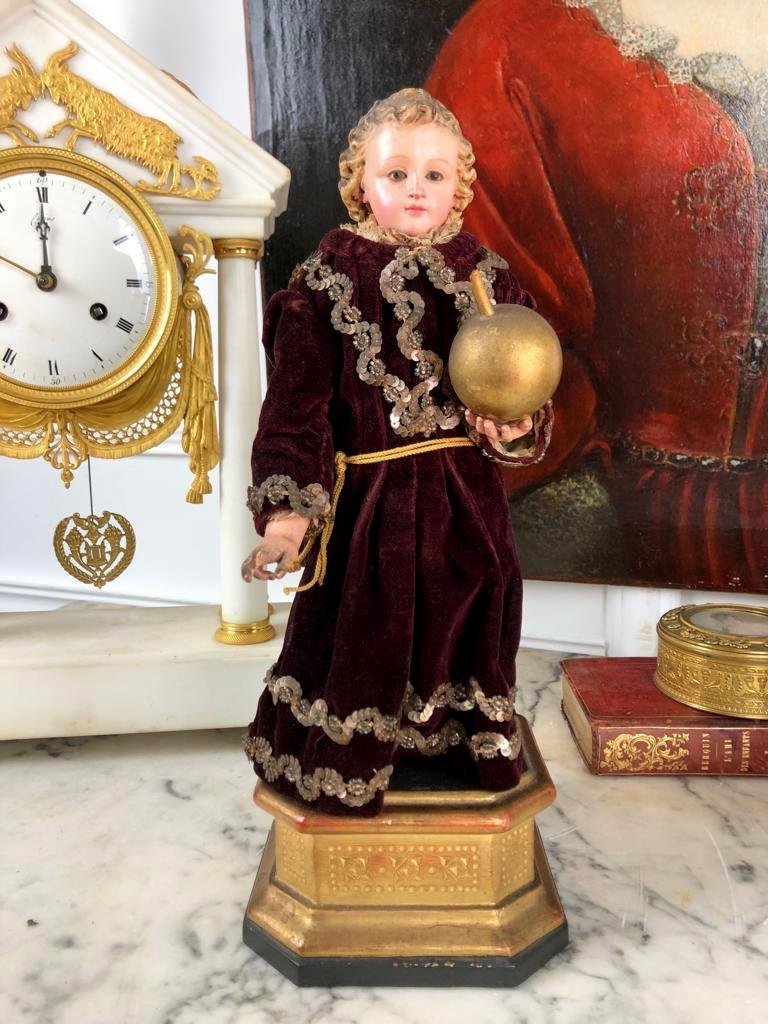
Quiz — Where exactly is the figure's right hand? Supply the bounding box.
[241,536,300,582]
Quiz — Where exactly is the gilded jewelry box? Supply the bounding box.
[655,604,768,719]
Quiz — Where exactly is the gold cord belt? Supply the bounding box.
[285,436,474,594]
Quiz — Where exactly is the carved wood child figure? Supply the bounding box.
[241,89,553,817]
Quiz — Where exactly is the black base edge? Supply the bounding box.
[242,916,569,988]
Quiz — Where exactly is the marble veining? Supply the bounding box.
[1,648,766,1023]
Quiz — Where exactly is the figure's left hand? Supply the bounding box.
[465,408,533,442]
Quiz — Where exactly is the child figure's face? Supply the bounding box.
[360,121,459,236]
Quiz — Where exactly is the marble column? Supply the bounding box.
[212,239,274,645]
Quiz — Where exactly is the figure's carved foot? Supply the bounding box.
[16,121,37,142]
[45,120,89,151]
[2,122,38,146]
[64,129,84,152]
[136,158,176,194]
[45,118,70,138]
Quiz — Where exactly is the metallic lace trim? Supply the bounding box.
[244,669,520,806]
[467,402,554,465]
[266,666,515,738]
[403,677,516,724]
[246,475,331,521]
[303,246,507,438]
[615,434,768,474]
[244,721,519,795]
[343,219,462,247]
[470,731,522,760]
[261,666,518,764]
[243,734,393,807]
[394,721,521,760]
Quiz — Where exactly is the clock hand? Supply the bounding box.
[35,202,57,292]
[0,253,37,279]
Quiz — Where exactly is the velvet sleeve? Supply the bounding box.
[465,265,555,466]
[246,285,337,536]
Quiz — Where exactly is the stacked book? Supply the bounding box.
[561,657,767,776]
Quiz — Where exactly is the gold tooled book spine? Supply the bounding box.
[561,671,768,775]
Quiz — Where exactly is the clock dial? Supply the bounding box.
[0,170,155,387]
[0,148,178,408]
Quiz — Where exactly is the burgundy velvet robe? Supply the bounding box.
[244,228,552,816]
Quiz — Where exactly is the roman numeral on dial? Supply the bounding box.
[2,347,16,365]
[116,318,133,333]
[126,279,141,288]
[36,186,48,203]
[113,235,129,246]
[48,359,59,375]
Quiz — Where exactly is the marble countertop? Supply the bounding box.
[2,649,766,1024]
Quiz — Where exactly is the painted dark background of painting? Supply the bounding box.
[245,0,472,297]
[243,0,768,594]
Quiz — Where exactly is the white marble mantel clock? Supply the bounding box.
[0,0,292,740]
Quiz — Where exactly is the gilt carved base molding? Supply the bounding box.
[242,717,568,987]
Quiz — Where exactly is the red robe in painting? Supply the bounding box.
[244,228,552,816]
[428,0,768,592]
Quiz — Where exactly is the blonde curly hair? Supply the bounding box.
[338,88,476,230]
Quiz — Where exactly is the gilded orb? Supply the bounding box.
[449,271,562,422]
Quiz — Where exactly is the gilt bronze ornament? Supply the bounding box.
[53,509,136,589]
[449,270,562,422]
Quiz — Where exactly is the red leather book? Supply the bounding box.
[561,657,768,775]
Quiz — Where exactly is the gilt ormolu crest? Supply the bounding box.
[0,42,220,199]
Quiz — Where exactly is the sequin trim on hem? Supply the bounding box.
[302,246,507,438]
[243,734,393,807]
[246,475,331,522]
[403,677,516,724]
[243,722,521,801]
[398,723,522,761]
[259,667,520,765]
[265,666,516,740]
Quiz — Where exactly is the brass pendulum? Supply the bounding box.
[53,457,136,589]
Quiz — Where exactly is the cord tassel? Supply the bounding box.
[179,227,219,504]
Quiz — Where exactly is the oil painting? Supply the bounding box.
[245,0,768,593]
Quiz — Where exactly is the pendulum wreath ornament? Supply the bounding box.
[54,457,136,589]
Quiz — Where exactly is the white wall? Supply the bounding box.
[1,0,765,652]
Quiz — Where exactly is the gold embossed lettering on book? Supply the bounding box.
[561,658,768,776]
